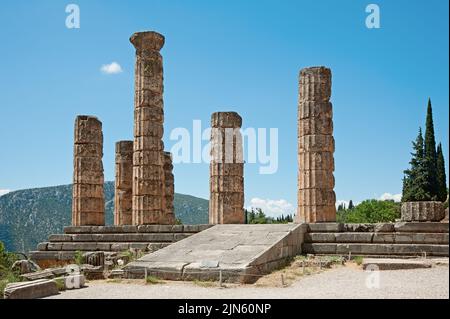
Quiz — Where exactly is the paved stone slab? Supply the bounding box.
[362,258,433,270]
[125,224,305,283]
[4,279,59,299]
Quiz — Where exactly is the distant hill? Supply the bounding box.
[0,182,208,253]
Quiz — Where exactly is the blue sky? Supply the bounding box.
[0,0,448,216]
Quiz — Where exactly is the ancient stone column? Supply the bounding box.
[130,31,166,225]
[114,141,133,225]
[72,115,105,226]
[209,112,245,224]
[296,67,336,223]
[163,152,175,224]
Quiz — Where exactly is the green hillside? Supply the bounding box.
[0,182,208,253]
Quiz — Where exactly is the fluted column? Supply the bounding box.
[114,141,133,225]
[72,115,105,226]
[296,67,336,223]
[130,31,166,225]
[163,152,175,224]
[209,112,245,224]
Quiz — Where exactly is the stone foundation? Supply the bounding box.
[30,225,212,268]
[303,222,449,257]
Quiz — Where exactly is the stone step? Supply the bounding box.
[304,232,449,245]
[3,279,59,299]
[63,224,212,234]
[38,241,173,252]
[307,222,449,233]
[302,243,449,256]
[47,232,192,243]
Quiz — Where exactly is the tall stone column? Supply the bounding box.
[163,152,175,224]
[209,112,245,224]
[130,31,166,225]
[114,141,133,225]
[72,115,105,226]
[296,67,336,223]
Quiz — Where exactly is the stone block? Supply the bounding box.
[299,66,332,102]
[335,233,373,243]
[4,279,59,299]
[298,170,335,189]
[298,151,334,171]
[372,233,395,243]
[37,242,49,251]
[298,135,335,153]
[374,223,395,232]
[302,243,336,254]
[74,115,102,145]
[401,201,445,222]
[307,223,344,232]
[394,222,449,233]
[304,233,336,243]
[211,112,242,128]
[298,188,336,206]
[298,116,333,135]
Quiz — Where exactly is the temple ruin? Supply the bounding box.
[296,67,336,223]
[29,31,448,282]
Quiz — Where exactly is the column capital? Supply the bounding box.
[130,31,165,51]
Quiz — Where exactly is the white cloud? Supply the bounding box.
[100,62,123,74]
[247,198,296,218]
[0,189,11,197]
[379,193,402,202]
[336,200,349,209]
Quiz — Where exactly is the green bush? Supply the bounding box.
[0,241,21,298]
[337,200,400,223]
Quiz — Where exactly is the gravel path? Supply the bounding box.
[48,265,449,299]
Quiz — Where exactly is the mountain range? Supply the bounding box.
[0,182,209,253]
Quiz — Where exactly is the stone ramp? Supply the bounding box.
[124,224,306,283]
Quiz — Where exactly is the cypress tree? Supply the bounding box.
[402,128,431,201]
[348,200,354,210]
[424,98,438,199]
[436,143,448,202]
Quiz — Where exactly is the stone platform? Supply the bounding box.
[303,222,449,257]
[29,225,212,268]
[124,224,306,283]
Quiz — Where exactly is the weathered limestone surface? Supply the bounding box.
[114,141,133,225]
[124,224,306,283]
[296,67,336,223]
[131,31,167,225]
[4,279,59,299]
[72,116,104,226]
[209,112,244,224]
[163,152,175,224]
[401,201,445,222]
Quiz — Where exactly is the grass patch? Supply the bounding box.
[54,277,66,291]
[145,275,163,285]
[192,280,217,288]
[74,250,84,265]
[106,278,123,284]
[353,256,364,266]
